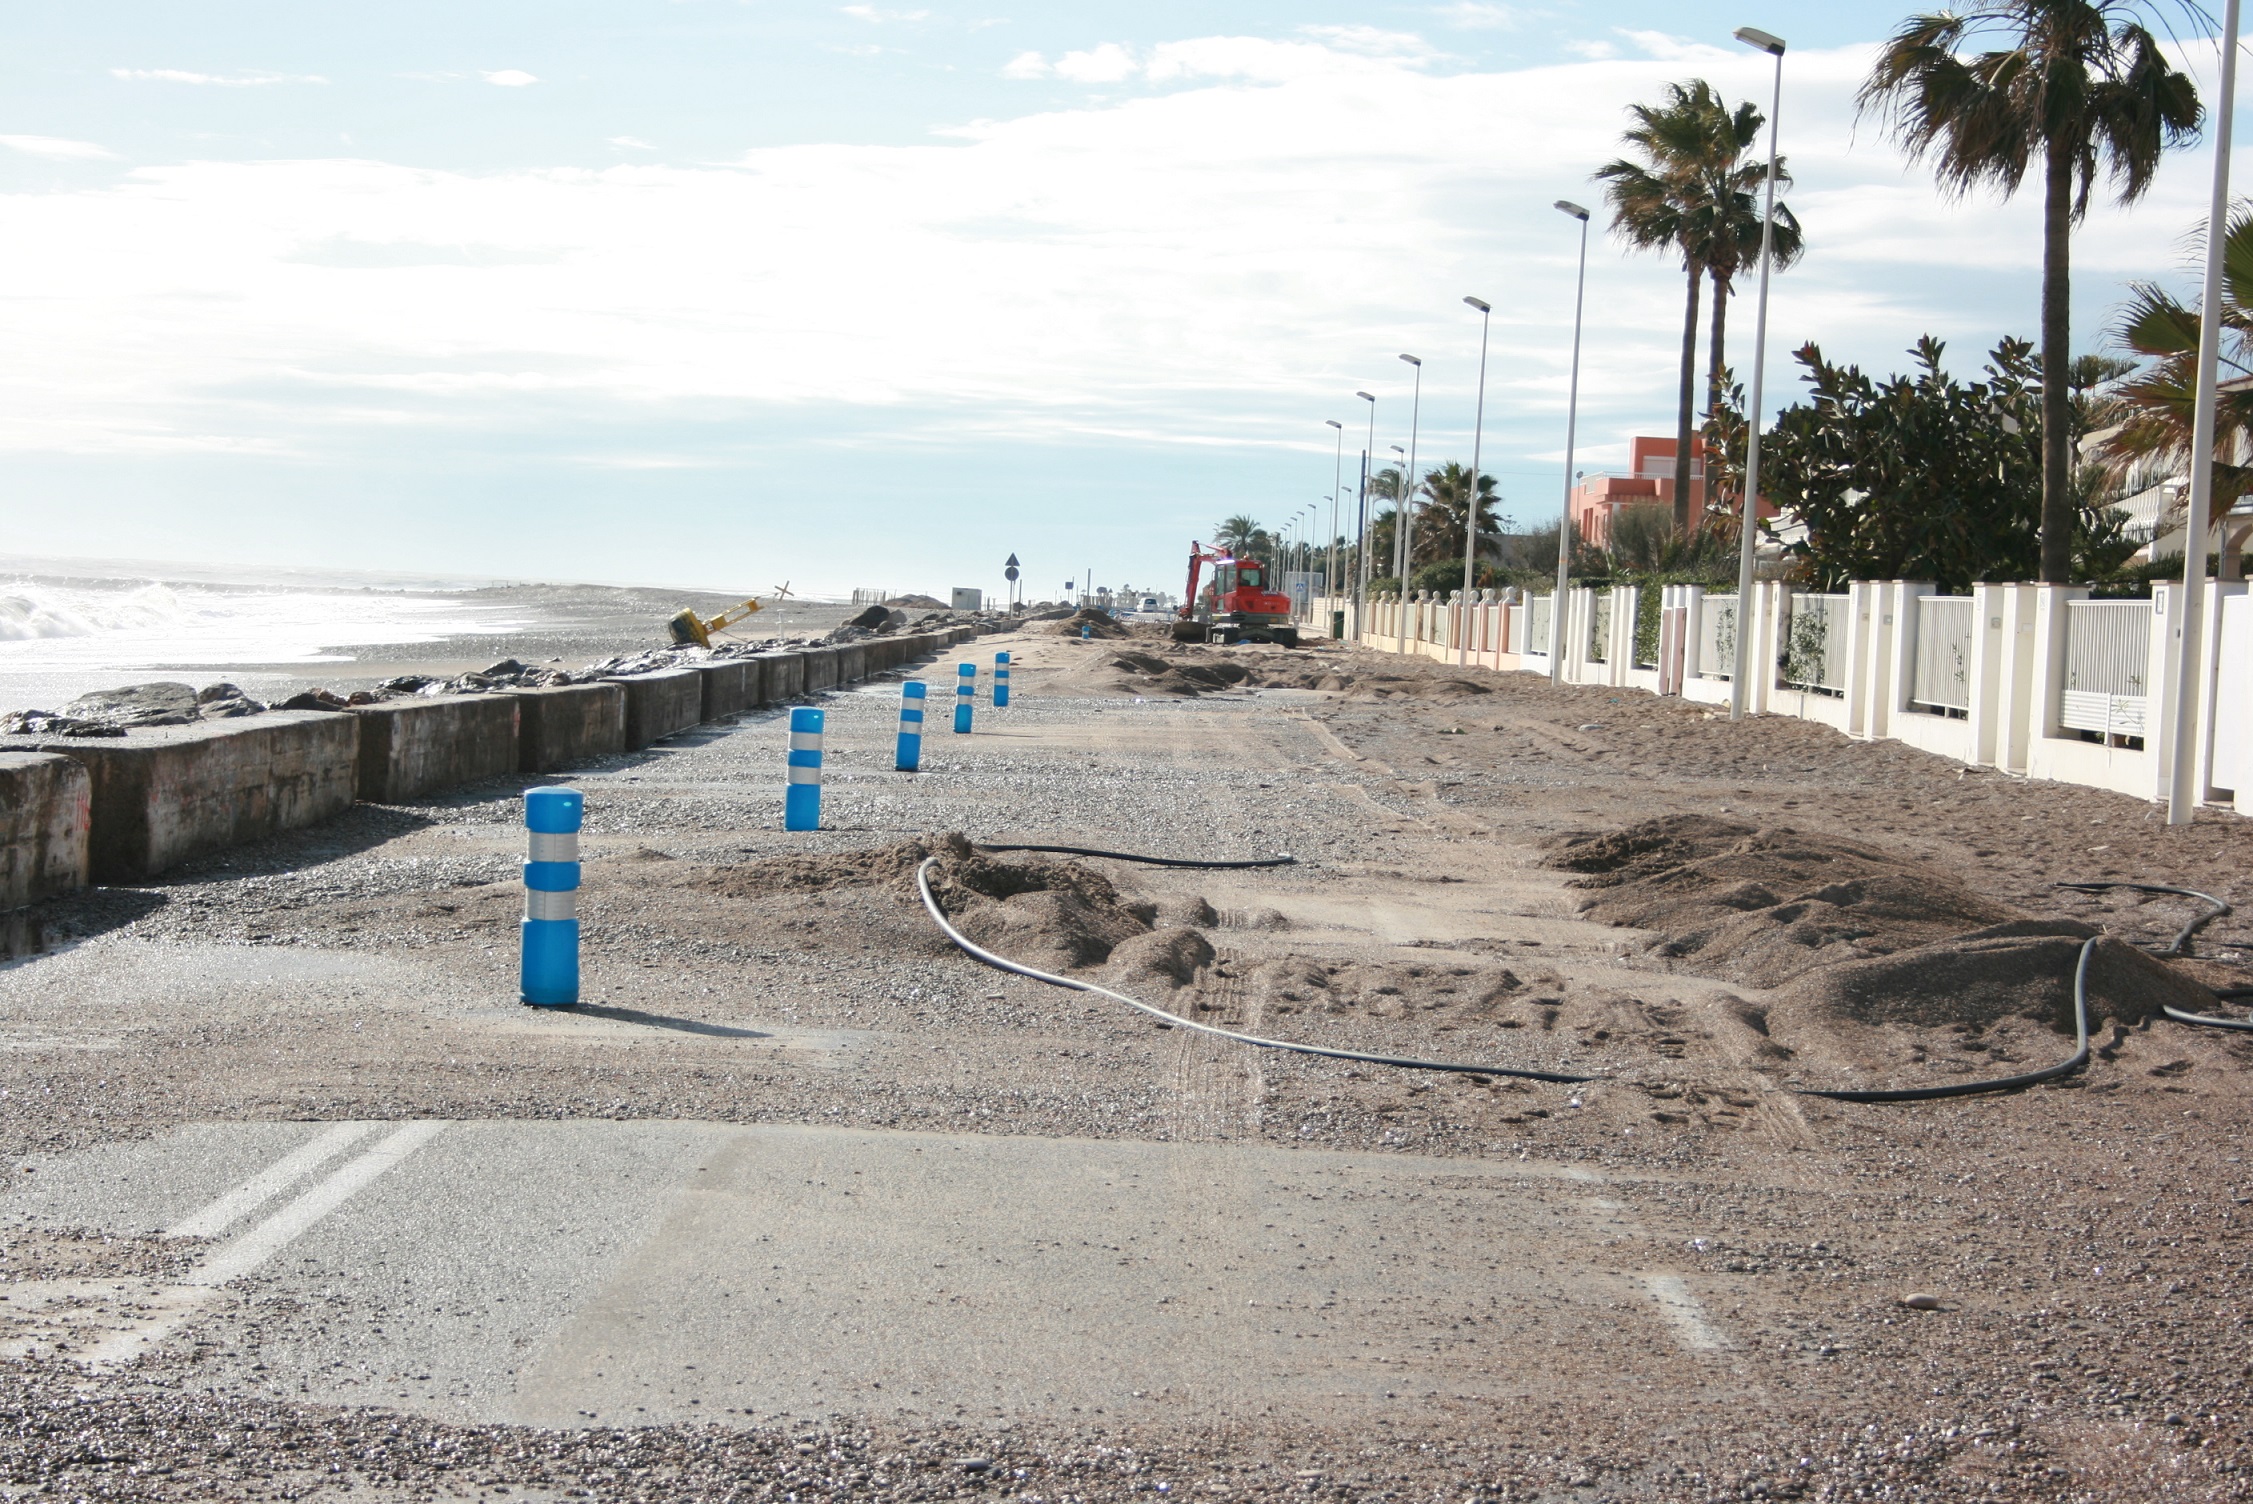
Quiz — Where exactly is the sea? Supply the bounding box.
[0,558,857,717]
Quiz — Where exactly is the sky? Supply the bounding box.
[0,2,2245,602]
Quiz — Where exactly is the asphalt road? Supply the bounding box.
[5,1117,1738,1428]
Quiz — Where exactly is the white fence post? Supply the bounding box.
[2150,583,2185,805]
[1992,583,2040,774]
[1966,583,2009,766]
[1611,585,1638,685]
[2030,583,2088,741]
[2199,582,2248,804]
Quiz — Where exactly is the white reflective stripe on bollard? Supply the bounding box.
[786,765,821,784]
[527,831,579,863]
[526,889,578,921]
[788,732,823,751]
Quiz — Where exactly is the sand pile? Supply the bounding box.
[1106,651,1251,697]
[704,833,1197,977]
[1550,816,2016,987]
[1550,815,2224,1047]
[1055,608,1129,638]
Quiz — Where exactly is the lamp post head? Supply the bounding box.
[1554,199,1590,221]
[1325,418,1343,430]
[1463,295,1490,314]
[1398,352,1421,367]
[1734,25,1785,54]
[1356,391,1375,404]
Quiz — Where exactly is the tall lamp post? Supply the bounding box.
[1396,353,1423,588]
[1324,419,1345,629]
[2168,0,2240,824]
[1355,390,1377,620]
[1551,199,1593,685]
[1459,296,1492,667]
[1727,25,1786,720]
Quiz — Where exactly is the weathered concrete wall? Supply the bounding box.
[801,647,841,693]
[351,695,520,803]
[513,683,625,774]
[758,652,806,703]
[833,642,868,684]
[609,669,704,750]
[8,712,358,882]
[697,660,757,722]
[0,754,91,909]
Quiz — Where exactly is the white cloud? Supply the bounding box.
[1053,43,1139,84]
[110,68,326,86]
[481,69,539,87]
[608,136,656,150]
[840,5,930,19]
[0,134,117,161]
[1007,33,1435,87]
[1562,38,1619,61]
[1435,2,1520,29]
[0,33,2222,472]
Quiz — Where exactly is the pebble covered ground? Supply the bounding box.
[1,624,2249,1500]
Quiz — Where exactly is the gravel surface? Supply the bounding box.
[1,628,2249,1500]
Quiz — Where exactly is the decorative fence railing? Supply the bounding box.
[1780,592,1848,692]
[1588,592,1611,663]
[1526,597,1552,658]
[2062,598,2151,737]
[1696,595,1738,679]
[1910,595,1975,713]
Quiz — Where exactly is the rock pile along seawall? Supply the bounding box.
[0,622,990,903]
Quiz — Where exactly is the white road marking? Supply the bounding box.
[165,1121,380,1240]
[80,1121,447,1368]
[1639,1274,1728,1351]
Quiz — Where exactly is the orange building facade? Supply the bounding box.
[1566,436,1705,547]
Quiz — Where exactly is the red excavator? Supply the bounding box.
[1172,542,1299,647]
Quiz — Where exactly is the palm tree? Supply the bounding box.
[1596,80,1799,531]
[1412,462,1506,570]
[2095,205,2253,573]
[1697,129,1805,420]
[1859,1,2202,583]
[1213,515,1262,556]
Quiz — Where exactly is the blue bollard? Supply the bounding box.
[896,680,926,771]
[785,706,824,831]
[1080,624,1092,639]
[993,651,1011,708]
[521,786,582,1008]
[954,662,976,734]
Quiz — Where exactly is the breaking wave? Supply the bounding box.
[0,582,188,641]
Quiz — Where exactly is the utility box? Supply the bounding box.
[951,588,983,611]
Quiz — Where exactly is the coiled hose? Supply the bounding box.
[918,847,2117,1100]
[916,856,1593,1083]
[2056,880,2253,1029]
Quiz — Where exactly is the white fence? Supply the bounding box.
[2061,599,2152,737]
[1327,577,2251,815]
[1782,592,1848,692]
[1911,595,1974,713]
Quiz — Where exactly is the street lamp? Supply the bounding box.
[1396,354,1423,590]
[1728,24,1786,719]
[1324,420,1345,627]
[2170,0,2240,823]
[1355,391,1377,619]
[1551,199,1592,686]
[1459,296,1491,667]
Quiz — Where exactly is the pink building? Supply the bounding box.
[1567,436,1704,546]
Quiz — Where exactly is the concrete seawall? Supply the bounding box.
[353,695,520,803]
[0,754,91,910]
[0,621,995,895]
[610,669,704,750]
[7,712,359,882]
[514,683,626,774]
[697,661,758,722]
